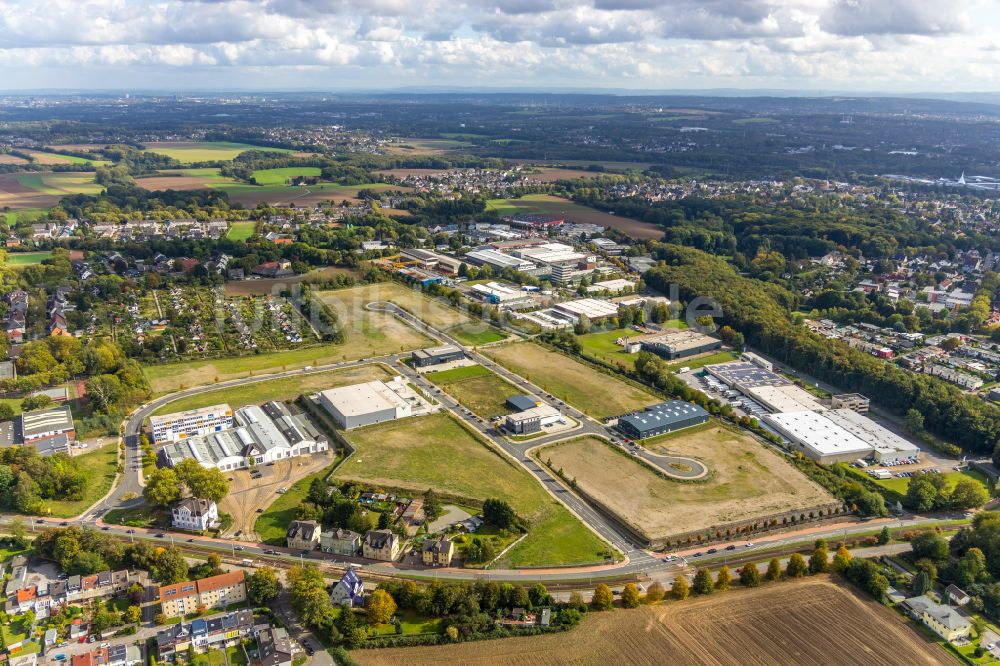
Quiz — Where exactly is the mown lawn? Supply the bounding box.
[150,363,393,415]
[44,444,119,518]
[446,323,506,346]
[336,412,612,567]
[256,465,333,545]
[251,167,322,186]
[6,251,53,266]
[426,365,521,418]
[226,221,256,240]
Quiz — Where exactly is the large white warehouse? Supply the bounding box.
[318,379,413,429]
[763,410,874,464]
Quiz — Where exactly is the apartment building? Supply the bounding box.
[158,571,246,618]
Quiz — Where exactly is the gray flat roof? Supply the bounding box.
[618,401,708,434]
[20,405,74,438]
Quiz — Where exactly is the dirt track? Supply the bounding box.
[353,578,949,666]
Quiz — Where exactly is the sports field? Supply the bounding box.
[337,413,611,567]
[485,194,663,240]
[5,251,53,266]
[540,427,831,540]
[427,365,520,418]
[141,141,293,163]
[151,363,393,416]
[226,221,256,240]
[484,342,659,418]
[353,578,949,666]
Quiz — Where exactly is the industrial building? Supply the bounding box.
[639,329,722,360]
[821,409,920,463]
[762,411,874,464]
[470,281,534,307]
[504,404,563,434]
[150,404,234,444]
[0,405,77,456]
[705,361,789,391]
[318,378,413,429]
[161,401,329,471]
[552,298,620,322]
[831,393,871,413]
[616,401,709,440]
[744,384,826,413]
[464,249,536,273]
[506,395,541,412]
[411,344,465,368]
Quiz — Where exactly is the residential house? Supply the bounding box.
[320,528,361,556]
[158,571,247,619]
[253,625,295,666]
[155,610,255,661]
[329,570,364,608]
[902,595,972,643]
[286,521,321,551]
[946,585,972,607]
[421,536,455,567]
[363,530,400,562]
[171,498,220,532]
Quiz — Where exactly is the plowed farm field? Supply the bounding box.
[352,578,949,666]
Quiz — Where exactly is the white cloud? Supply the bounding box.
[0,0,994,91]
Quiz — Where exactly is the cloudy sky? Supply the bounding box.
[0,0,995,92]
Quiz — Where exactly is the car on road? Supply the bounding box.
[663,554,678,562]
[692,551,703,557]
[256,508,264,513]
[235,546,245,551]
[60,522,69,526]
[126,529,135,534]
[745,542,755,548]
[100,643,110,649]
[102,526,110,531]
[264,549,275,555]
[156,533,165,538]
[707,548,718,554]
[187,538,195,542]
[304,647,314,656]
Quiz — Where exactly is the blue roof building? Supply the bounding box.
[330,570,365,608]
[616,401,709,440]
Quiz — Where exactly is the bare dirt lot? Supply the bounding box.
[220,452,334,540]
[541,428,833,540]
[353,578,949,666]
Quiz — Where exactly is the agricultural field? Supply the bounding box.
[134,167,244,192]
[0,172,103,211]
[385,137,474,155]
[141,141,293,163]
[18,149,106,165]
[337,412,611,567]
[0,153,28,165]
[485,193,663,240]
[226,221,256,240]
[484,342,660,418]
[152,363,393,416]
[5,251,53,266]
[352,578,948,666]
[426,365,520,418]
[510,158,655,172]
[250,166,321,185]
[540,427,832,540]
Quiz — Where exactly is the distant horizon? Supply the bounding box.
[1,1,998,94]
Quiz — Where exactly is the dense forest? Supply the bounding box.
[644,244,1000,455]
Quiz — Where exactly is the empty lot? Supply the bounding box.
[542,429,833,540]
[353,578,948,666]
[484,342,659,418]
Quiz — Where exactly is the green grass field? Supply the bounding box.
[485,342,660,418]
[256,465,333,544]
[5,251,52,266]
[226,221,256,240]
[151,363,392,415]
[336,413,611,567]
[862,468,989,495]
[44,444,118,518]
[251,167,322,185]
[445,323,506,346]
[426,364,521,418]
[142,141,293,163]
[144,342,381,394]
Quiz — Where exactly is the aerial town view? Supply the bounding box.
[1,1,1000,664]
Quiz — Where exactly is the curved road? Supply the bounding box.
[44,298,963,589]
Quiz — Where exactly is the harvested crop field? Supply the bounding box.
[485,194,663,240]
[353,578,948,666]
[541,430,832,540]
[484,342,659,418]
[0,154,28,165]
[0,172,103,210]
